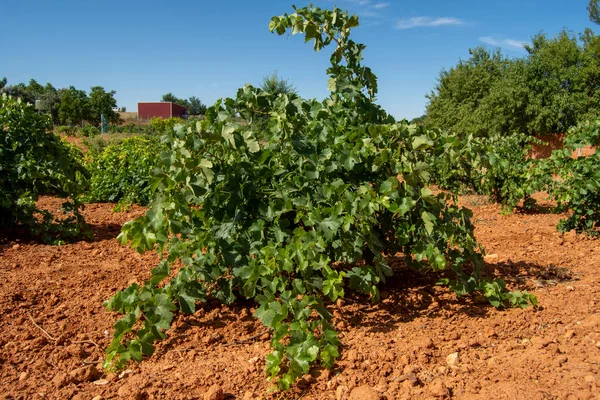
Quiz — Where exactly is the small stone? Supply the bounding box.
[484,254,499,262]
[69,365,100,383]
[596,341,600,349]
[348,385,381,400]
[247,356,259,364]
[117,385,134,398]
[202,335,217,345]
[418,337,435,350]
[532,234,542,242]
[92,396,104,400]
[51,372,71,388]
[336,385,349,400]
[297,374,314,388]
[429,379,449,397]
[373,382,388,393]
[242,392,254,400]
[564,330,575,339]
[446,352,459,366]
[18,371,29,381]
[118,369,134,379]
[204,384,224,400]
[566,286,575,292]
[93,379,110,385]
[12,244,20,250]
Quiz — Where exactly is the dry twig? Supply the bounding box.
[28,314,57,342]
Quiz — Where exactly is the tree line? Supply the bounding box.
[0,78,120,127]
[422,2,600,137]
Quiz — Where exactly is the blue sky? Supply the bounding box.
[0,0,596,120]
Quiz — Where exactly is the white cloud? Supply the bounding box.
[395,16,464,30]
[373,2,390,9]
[479,36,527,50]
[327,0,389,18]
[479,36,500,46]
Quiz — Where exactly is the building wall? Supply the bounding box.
[138,103,172,120]
[171,103,188,118]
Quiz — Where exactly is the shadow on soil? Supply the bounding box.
[159,256,576,351]
[0,222,123,252]
[86,222,123,242]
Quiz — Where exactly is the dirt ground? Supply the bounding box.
[1,194,599,400]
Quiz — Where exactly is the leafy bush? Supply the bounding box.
[87,137,161,206]
[543,120,600,234]
[426,131,487,194]
[108,122,139,134]
[0,94,88,242]
[481,134,545,212]
[79,124,100,137]
[56,125,77,136]
[149,117,185,134]
[103,6,536,389]
[427,132,545,211]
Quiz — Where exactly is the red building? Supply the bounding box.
[138,102,188,120]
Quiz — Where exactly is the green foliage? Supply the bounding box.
[86,137,161,206]
[161,93,207,115]
[427,131,545,211]
[481,134,543,212]
[56,125,77,136]
[108,122,140,134]
[426,29,600,137]
[103,6,536,389]
[542,120,600,234]
[79,124,100,137]
[187,96,207,115]
[88,86,119,125]
[590,0,600,25]
[149,117,185,134]
[0,94,88,243]
[426,47,510,137]
[59,86,89,126]
[260,71,298,97]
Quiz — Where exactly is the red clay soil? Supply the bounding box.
[1,194,599,400]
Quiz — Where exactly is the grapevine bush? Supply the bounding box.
[104,6,536,388]
[543,120,600,234]
[149,117,185,134]
[426,131,544,212]
[0,94,88,243]
[86,137,162,207]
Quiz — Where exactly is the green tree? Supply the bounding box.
[259,71,298,96]
[35,83,62,124]
[425,47,509,137]
[523,30,588,135]
[426,29,599,137]
[0,77,6,91]
[590,0,600,24]
[160,92,181,104]
[59,86,89,126]
[187,96,207,115]
[88,86,119,124]
[27,79,44,99]
[2,82,34,104]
